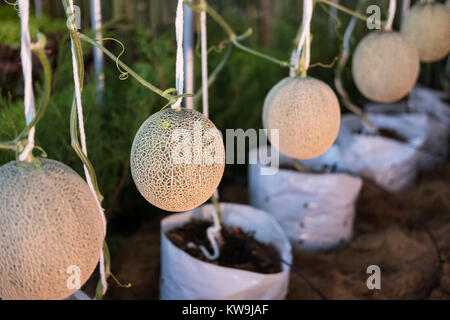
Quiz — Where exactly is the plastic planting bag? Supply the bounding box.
[160,203,292,300]
[408,86,450,127]
[65,291,91,300]
[248,146,362,251]
[365,94,448,169]
[338,114,428,191]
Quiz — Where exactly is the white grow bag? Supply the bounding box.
[409,86,450,127]
[160,203,292,300]
[338,114,428,191]
[65,290,91,300]
[365,87,449,169]
[248,146,362,252]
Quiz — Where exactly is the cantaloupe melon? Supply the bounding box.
[352,31,419,103]
[262,77,341,159]
[130,108,225,212]
[0,159,104,300]
[401,2,450,63]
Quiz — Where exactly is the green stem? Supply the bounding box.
[316,0,372,23]
[210,193,222,223]
[78,33,191,103]
[0,37,52,158]
[15,45,52,143]
[95,242,110,300]
[194,44,233,106]
[63,0,109,299]
[184,0,291,68]
[0,142,17,151]
[69,99,103,202]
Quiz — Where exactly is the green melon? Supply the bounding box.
[0,159,104,300]
[130,108,225,212]
[352,31,419,103]
[401,2,450,63]
[263,76,341,160]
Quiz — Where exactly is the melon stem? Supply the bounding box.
[317,0,373,23]
[184,0,292,68]
[78,33,192,105]
[292,0,313,77]
[0,36,52,162]
[63,0,110,299]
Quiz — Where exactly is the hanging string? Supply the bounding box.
[18,0,36,162]
[291,0,313,76]
[67,0,108,296]
[385,0,396,31]
[173,0,184,109]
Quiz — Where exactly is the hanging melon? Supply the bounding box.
[0,159,104,300]
[263,77,341,159]
[130,108,225,212]
[401,2,450,63]
[352,31,419,103]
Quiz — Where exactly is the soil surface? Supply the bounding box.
[378,128,408,143]
[166,220,282,274]
[82,163,450,300]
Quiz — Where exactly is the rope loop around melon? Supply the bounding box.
[17,0,36,163]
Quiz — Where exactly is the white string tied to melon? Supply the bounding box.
[18,0,36,162]
[67,0,108,296]
[290,0,313,77]
[173,0,184,109]
[385,0,397,31]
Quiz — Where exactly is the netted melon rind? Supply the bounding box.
[401,3,450,63]
[130,108,225,212]
[352,31,420,103]
[0,159,104,300]
[262,77,341,160]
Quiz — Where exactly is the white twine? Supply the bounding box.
[68,0,108,296]
[173,0,184,109]
[291,0,313,77]
[385,0,397,31]
[18,0,36,162]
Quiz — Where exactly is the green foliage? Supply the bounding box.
[0,5,66,49]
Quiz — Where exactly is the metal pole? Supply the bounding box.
[34,0,42,17]
[184,0,195,109]
[90,0,105,105]
[329,0,339,38]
